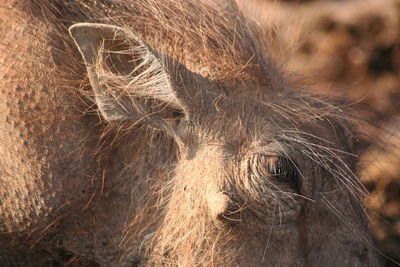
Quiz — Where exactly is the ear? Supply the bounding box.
[69,23,187,124]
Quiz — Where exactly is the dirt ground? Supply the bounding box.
[238,0,400,265]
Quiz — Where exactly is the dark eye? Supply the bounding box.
[259,155,299,192]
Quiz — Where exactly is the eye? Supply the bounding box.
[259,155,300,192]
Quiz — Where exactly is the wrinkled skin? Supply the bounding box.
[0,0,380,266]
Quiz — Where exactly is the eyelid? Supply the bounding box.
[254,154,300,191]
[248,143,285,158]
[259,155,287,172]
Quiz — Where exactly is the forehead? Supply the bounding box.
[190,88,340,149]
[195,89,288,130]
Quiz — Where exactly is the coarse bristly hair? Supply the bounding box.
[1,0,383,266]
[26,0,279,84]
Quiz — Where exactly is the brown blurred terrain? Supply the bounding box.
[238,0,400,265]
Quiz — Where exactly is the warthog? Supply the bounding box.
[0,0,380,266]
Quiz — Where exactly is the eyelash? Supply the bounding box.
[257,155,300,192]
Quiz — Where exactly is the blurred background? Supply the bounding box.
[236,0,400,265]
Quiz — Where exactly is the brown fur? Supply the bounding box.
[0,0,380,266]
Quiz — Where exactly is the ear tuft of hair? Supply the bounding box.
[69,23,185,123]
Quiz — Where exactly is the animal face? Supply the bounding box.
[0,0,380,265]
[69,18,374,266]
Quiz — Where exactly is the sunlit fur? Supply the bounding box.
[0,0,380,266]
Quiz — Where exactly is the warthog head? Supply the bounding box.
[68,7,378,267]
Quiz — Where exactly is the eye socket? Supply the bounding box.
[259,155,300,192]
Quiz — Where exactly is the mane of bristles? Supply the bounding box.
[25,0,276,86]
